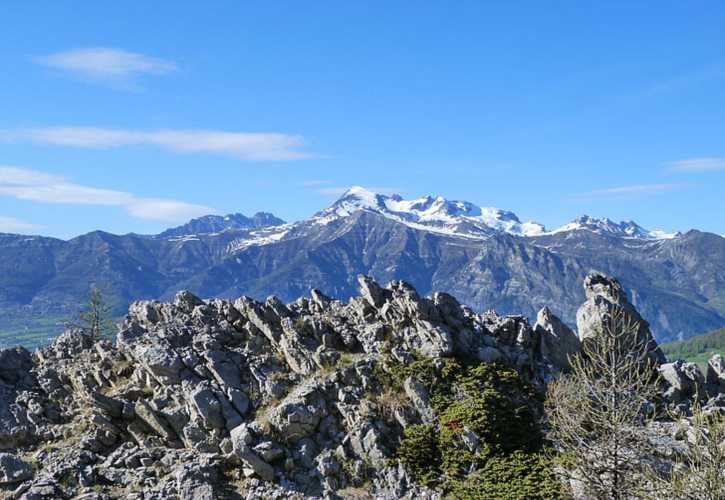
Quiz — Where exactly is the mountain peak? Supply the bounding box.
[321,187,545,237]
[554,215,678,239]
[333,186,390,212]
[156,212,286,239]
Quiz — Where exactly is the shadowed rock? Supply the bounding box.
[576,273,666,365]
[534,306,581,369]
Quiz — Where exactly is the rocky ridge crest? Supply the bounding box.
[0,273,722,499]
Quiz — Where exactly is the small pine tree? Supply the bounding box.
[545,306,660,499]
[76,285,114,342]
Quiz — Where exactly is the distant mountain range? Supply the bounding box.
[151,212,286,239]
[1,186,722,347]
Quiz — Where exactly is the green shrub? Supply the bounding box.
[433,362,541,455]
[393,424,441,487]
[446,451,566,499]
[391,359,558,494]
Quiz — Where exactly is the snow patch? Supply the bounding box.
[549,215,679,239]
[227,225,292,253]
[314,186,547,238]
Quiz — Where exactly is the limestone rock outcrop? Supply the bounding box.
[0,453,32,485]
[576,273,666,364]
[534,306,582,369]
[0,273,708,499]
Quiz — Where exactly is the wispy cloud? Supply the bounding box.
[569,183,690,202]
[0,215,43,233]
[0,166,216,222]
[639,66,725,100]
[1,127,319,161]
[665,157,725,172]
[32,47,177,89]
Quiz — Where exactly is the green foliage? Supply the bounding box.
[393,424,442,487]
[338,353,353,367]
[69,284,116,342]
[433,362,541,456]
[446,451,567,500]
[370,356,447,395]
[385,357,556,494]
[661,327,725,362]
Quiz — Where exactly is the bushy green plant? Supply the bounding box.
[393,424,441,487]
[433,362,541,456]
[446,451,566,499]
[391,358,556,494]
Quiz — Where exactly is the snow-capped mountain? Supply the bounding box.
[155,212,285,239]
[312,186,547,237]
[219,187,682,252]
[2,186,722,349]
[551,215,679,240]
[299,186,679,241]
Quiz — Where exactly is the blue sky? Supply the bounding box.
[0,0,723,239]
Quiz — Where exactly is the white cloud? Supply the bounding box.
[569,183,690,202]
[665,158,725,172]
[0,166,216,222]
[0,166,132,205]
[124,198,216,222]
[0,215,43,233]
[33,47,177,88]
[1,127,318,161]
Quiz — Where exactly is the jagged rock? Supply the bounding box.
[125,338,185,386]
[134,399,177,442]
[0,274,714,498]
[576,273,666,364]
[706,354,725,387]
[0,347,34,386]
[254,441,285,462]
[128,301,161,327]
[534,306,581,369]
[0,452,32,484]
[279,318,319,375]
[86,391,124,418]
[660,360,706,402]
[482,312,533,348]
[233,444,275,482]
[310,289,332,311]
[42,329,96,360]
[358,274,389,309]
[175,290,203,313]
[403,378,435,425]
[266,381,326,441]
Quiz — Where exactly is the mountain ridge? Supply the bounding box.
[0,187,722,348]
[0,273,721,498]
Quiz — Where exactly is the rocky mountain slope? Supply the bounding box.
[0,274,722,499]
[153,212,286,239]
[1,187,723,348]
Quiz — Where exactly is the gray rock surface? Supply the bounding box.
[576,273,666,365]
[660,360,706,402]
[0,273,712,498]
[0,453,32,484]
[706,354,725,387]
[534,306,582,369]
